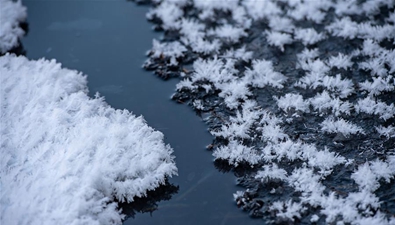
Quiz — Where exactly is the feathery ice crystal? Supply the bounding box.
[142,0,395,223]
[0,0,26,53]
[0,55,177,225]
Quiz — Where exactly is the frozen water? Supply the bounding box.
[0,54,177,225]
[141,0,395,223]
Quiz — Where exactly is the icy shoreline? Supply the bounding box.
[140,0,395,223]
[0,54,177,225]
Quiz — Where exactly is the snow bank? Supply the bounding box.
[0,0,26,53]
[0,54,177,225]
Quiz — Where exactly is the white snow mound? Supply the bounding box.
[0,54,177,225]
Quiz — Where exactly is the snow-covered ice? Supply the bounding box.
[142,0,395,223]
[0,54,177,225]
[0,0,26,53]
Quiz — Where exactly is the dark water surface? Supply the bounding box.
[21,1,262,224]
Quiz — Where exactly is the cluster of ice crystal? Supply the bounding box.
[0,0,26,53]
[0,55,177,225]
[142,0,395,223]
[150,39,187,66]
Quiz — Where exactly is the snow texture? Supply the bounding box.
[0,0,26,53]
[141,0,395,223]
[0,54,177,225]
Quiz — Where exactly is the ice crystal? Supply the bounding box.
[0,55,177,225]
[140,0,395,223]
[0,0,26,53]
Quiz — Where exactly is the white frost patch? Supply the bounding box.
[294,28,326,46]
[296,59,330,88]
[185,57,253,109]
[352,160,394,192]
[376,125,395,139]
[244,59,287,88]
[0,0,27,53]
[286,0,332,23]
[359,76,394,96]
[321,74,354,98]
[208,24,247,43]
[213,139,260,166]
[326,53,353,70]
[0,55,177,225]
[321,118,364,137]
[276,93,309,113]
[270,200,306,222]
[355,97,395,121]
[218,79,251,109]
[265,31,293,52]
[192,99,204,110]
[268,16,294,33]
[243,0,281,21]
[309,91,352,116]
[327,17,395,41]
[211,100,261,139]
[262,140,346,174]
[179,18,221,55]
[255,164,287,182]
[222,46,253,62]
[297,48,320,61]
[147,1,184,29]
[150,39,187,65]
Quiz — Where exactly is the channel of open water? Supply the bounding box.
[21,1,262,224]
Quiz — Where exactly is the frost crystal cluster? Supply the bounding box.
[0,0,26,53]
[0,55,177,225]
[141,0,395,223]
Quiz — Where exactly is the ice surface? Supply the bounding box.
[0,0,26,53]
[141,0,395,223]
[0,54,177,225]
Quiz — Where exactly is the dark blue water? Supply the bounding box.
[21,1,262,224]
